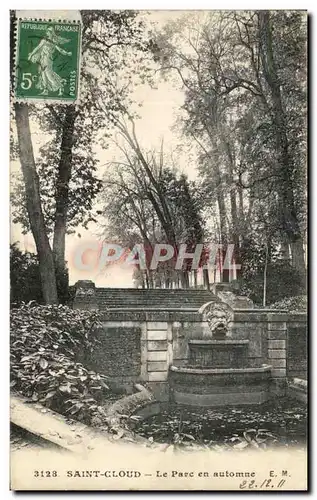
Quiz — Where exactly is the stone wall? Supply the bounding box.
[90,324,141,380]
[89,311,202,399]
[73,285,307,400]
[287,313,307,380]
[84,309,301,399]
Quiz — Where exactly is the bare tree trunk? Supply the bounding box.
[238,184,244,221]
[140,272,145,289]
[224,139,241,279]
[52,105,77,302]
[214,167,229,283]
[145,270,149,289]
[291,240,307,278]
[14,103,58,304]
[280,236,291,262]
[203,268,210,290]
[193,269,198,288]
[258,11,306,280]
[148,269,154,288]
[180,270,188,289]
[263,243,269,307]
[222,247,230,283]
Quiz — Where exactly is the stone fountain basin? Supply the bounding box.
[169,365,272,407]
[188,339,249,369]
[170,365,271,374]
[188,340,249,345]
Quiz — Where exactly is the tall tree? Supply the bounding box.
[11,11,154,301]
[154,10,307,284]
[14,103,58,303]
[99,128,207,288]
[11,11,58,303]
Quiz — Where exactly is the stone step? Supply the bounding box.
[93,288,216,311]
[97,297,210,302]
[97,294,214,297]
[96,290,214,293]
[96,291,215,298]
[98,304,201,312]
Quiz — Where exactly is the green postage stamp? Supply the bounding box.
[14,18,82,103]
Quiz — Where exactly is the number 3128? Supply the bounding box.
[34,470,58,478]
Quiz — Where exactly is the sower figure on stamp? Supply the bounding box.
[28,27,72,96]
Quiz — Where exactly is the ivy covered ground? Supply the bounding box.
[134,398,307,451]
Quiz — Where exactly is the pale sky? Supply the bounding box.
[11,11,201,287]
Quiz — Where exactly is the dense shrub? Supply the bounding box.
[270,295,307,312]
[10,304,111,424]
[10,244,70,305]
[10,244,43,305]
[239,261,305,306]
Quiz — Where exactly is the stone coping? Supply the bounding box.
[11,394,113,454]
[288,383,307,394]
[234,308,288,313]
[170,365,272,375]
[10,394,165,453]
[104,385,155,431]
[291,378,308,389]
[99,311,202,321]
[287,312,308,318]
[234,308,306,318]
[188,339,249,346]
[95,287,215,292]
[103,307,199,312]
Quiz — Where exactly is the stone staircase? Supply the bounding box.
[96,288,217,311]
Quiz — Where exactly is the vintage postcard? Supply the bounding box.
[10,9,308,491]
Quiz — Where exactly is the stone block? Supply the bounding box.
[267,312,288,323]
[270,358,286,368]
[140,322,147,341]
[268,340,286,349]
[268,330,287,340]
[288,312,307,324]
[171,312,201,323]
[268,322,287,331]
[147,340,167,351]
[271,368,286,378]
[172,390,270,406]
[233,312,267,323]
[146,312,169,321]
[147,361,168,372]
[167,338,173,366]
[248,331,263,357]
[148,371,168,382]
[103,321,141,327]
[147,351,167,361]
[146,321,168,330]
[167,324,173,342]
[181,323,204,340]
[232,322,265,340]
[147,330,167,341]
[268,349,286,359]
[101,311,146,322]
[230,325,250,340]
